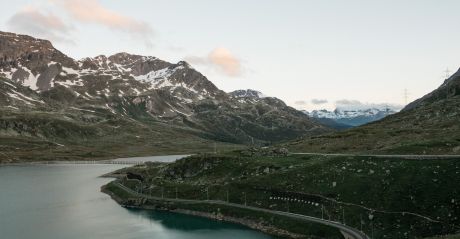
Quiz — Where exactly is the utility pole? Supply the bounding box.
[206,187,209,200]
[443,68,452,98]
[404,88,409,105]
[214,142,217,154]
[175,187,178,199]
[342,208,345,225]
[226,189,229,203]
[243,192,247,206]
[321,205,324,219]
[371,222,374,239]
[444,68,452,79]
[161,187,164,199]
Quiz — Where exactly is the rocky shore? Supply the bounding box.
[101,184,307,239]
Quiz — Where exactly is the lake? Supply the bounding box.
[0,156,273,239]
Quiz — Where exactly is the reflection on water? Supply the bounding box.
[0,160,273,239]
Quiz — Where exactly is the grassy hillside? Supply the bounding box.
[0,76,326,162]
[105,151,460,238]
[425,234,460,239]
[0,108,242,163]
[287,95,460,155]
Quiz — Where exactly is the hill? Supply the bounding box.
[103,152,460,238]
[287,68,460,155]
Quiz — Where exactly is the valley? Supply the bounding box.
[0,31,328,163]
[1,28,459,239]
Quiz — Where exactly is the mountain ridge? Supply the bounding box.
[0,31,330,162]
[304,107,398,128]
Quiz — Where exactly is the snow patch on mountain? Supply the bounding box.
[305,106,400,127]
[307,107,398,119]
[21,66,39,91]
[134,67,174,85]
[230,89,268,99]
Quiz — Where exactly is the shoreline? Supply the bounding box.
[0,154,189,167]
[100,184,305,239]
[0,152,193,166]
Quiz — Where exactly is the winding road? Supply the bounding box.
[112,182,370,239]
[292,152,460,159]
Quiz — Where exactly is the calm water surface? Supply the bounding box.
[0,157,273,239]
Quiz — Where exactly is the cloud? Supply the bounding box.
[335,99,362,106]
[335,99,403,111]
[208,48,242,77]
[6,6,74,44]
[185,55,209,65]
[311,99,328,105]
[294,100,308,106]
[53,0,154,46]
[167,45,185,52]
[185,47,243,77]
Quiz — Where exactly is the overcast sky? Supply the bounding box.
[1,0,459,111]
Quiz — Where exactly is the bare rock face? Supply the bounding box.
[109,53,171,76]
[37,63,62,90]
[0,31,77,91]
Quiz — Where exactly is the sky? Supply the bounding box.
[1,0,459,111]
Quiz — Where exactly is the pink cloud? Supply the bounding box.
[53,0,153,46]
[185,47,243,77]
[208,48,242,77]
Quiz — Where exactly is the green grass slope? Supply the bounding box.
[0,108,241,163]
[287,96,460,154]
[107,152,460,238]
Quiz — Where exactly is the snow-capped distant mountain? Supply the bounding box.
[304,107,399,128]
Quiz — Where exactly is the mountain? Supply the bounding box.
[230,89,268,99]
[288,68,460,154]
[305,116,354,130]
[305,107,398,128]
[0,31,329,162]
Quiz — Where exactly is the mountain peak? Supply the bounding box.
[230,89,268,99]
[0,31,53,48]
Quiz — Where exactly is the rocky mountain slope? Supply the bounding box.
[0,31,329,162]
[305,107,398,129]
[288,68,460,154]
